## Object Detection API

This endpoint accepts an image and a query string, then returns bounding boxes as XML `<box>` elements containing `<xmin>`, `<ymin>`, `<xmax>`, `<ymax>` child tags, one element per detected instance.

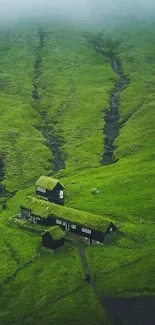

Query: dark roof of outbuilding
<box><xmin>43</xmin><ymin>226</ymin><xmax>65</xmax><ymax>241</ymax></box>
<box><xmin>21</xmin><ymin>196</ymin><xmax>115</xmax><ymax>232</ymax></box>
<box><xmin>36</xmin><ymin>176</ymin><xmax>64</xmax><ymax>191</ymax></box>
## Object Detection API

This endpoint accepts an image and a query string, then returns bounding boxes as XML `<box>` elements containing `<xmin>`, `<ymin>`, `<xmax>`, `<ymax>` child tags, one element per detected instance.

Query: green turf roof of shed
<box><xmin>44</xmin><ymin>226</ymin><xmax>65</xmax><ymax>241</ymax></box>
<box><xmin>21</xmin><ymin>196</ymin><xmax>113</xmax><ymax>232</ymax></box>
<box><xmin>36</xmin><ymin>176</ymin><xmax>64</xmax><ymax>191</ymax></box>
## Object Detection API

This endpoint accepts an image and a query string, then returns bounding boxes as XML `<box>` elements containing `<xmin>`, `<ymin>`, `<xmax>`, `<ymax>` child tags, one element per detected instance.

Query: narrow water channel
<box><xmin>32</xmin><ymin>27</ymin><xmax>65</xmax><ymax>173</ymax></box>
<box><xmin>41</xmin><ymin>111</ymin><xmax>65</xmax><ymax>172</ymax></box>
<box><xmin>102</xmin><ymin>58</ymin><xmax>128</xmax><ymax>165</ymax></box>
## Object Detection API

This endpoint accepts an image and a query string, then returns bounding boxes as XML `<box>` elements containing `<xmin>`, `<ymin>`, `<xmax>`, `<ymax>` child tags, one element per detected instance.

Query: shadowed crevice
<box><xmin>102</xmin><ymin>56</ymin><xmax>128</xmax><ymax>165</ymax></box>
<box><xmin>84</xmin><ymin>33</ymin><xmax>129</xmax><ymax>166</ymax></box>
<box><xmin>32</xmin><ymin>26</ymin><xmax>65</xmax><ymax>173</ymax></box>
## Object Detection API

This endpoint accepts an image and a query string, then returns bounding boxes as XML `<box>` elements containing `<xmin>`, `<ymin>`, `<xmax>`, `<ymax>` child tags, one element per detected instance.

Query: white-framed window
<box><xmin>81</xmin><ymin>228</ymin><xmax>91</xmax><ymax>234</ymax></box>
<box><xmin>33</xmin><ymin>217</ymin><xmax>37</xmax><ymax>224</ymax></box>
<box><xmin>37</xmin><ymin>186</ymin><xmax>46</xmax><ymax>193</ymax></box>
<box><xmin>110</xmin><ymin>227</ymin><xmax>113</xmax><ymax>232</ymax></box>
<box><xmin>63</xmin><ymin>221</ymin><xmax>66</xmax><ymax>226</ymax></box>
<box><xmin>56</xmin><ymin>219</ymin><xmax>62</xmax><ymax>225</ymax></box>
<box><xmin>71</xmin><ymin>224</ymin><xmax>77</xmax><ymax>229</ymax></box>
<box><xmin>59</xmin><ymin>190</ymin><xmax>64</xmax><ymax>199</ymax></box>
<box><xmin>36</xmin><ymin>217</ymin><xmax>41</xmax><ymax>221</ymax></box>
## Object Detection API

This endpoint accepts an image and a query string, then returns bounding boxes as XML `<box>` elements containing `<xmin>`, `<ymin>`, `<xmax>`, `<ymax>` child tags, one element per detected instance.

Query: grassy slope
<box><xmin>0</xmin><ymin>23</ymin><xmax>111</xmax><ymax>324</ymax></box>
<box><xmin>0</xmin><ymin>189</ymin><xmax>108</xmax><ymax>325</ymax></box>
<box><xmin>1</xmin><ymin>18</ymin><xmax>155</xmax><ymax>324</ymax></box>
<box><xmin>39</xmin><ymin>24</ymin><xmax>115</xmax><ymax>173</ymax></box>
<box><xmin>60</xmin><ymin>21</ymin><xmax>155</xmax><ymax>297</ymax></box>
<box><xmin>0</xmin><ymin>25</ymin><xmax>52</xmax><ymax>192</ymax></box>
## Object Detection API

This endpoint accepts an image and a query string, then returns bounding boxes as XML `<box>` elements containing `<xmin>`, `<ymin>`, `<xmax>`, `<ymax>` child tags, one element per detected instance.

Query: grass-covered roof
<box><xmin>44</xmin><ymin>226</ymin><xmax>65</xmax><ymax>241</ymax></box>
<box><xmin>21</xmin><ymin>196</ymin><xmax>113</xmax><ymax>232</ymax></box>
<box><xmin>36</xmin><ymin>176</ymin><xmax>64</xmax><ymax>191</ymax></box>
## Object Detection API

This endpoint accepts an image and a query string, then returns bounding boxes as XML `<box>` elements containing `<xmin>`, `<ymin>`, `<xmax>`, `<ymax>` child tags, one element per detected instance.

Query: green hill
<box><xmin>0</xmin><ymin>18</ymin><xmax>155</xmax><ymax>325</ymax></box>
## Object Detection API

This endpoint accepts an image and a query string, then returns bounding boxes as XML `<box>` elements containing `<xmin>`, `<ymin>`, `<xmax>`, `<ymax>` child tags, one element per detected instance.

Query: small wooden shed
<box><xmin>36</xmin><ymin>176</ymin><xmax>65</xmax><ymax>205</ymax></box>
<box><xmin>42</xmin><ymin>226</ymin><xmax>65</xmax><ymax>250</ymax></box>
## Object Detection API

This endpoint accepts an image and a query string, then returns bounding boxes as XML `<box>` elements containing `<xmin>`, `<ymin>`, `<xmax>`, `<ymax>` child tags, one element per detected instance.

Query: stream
<box><xmin>102</xmin><ymin>57</ymin><xmax>128</xmax><ymax>165</ymax></box>
<box><xmin>32</xmin><ymin>27</ymin><xmax>65</xmax><ymax>173</ymax></box>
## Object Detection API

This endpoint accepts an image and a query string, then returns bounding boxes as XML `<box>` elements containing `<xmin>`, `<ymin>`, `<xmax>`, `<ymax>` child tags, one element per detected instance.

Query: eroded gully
<box><xmin>102</xmin><ymin>57</ymin><xmax>128</xmax><ymax>165</ymax></box>
<box><xmin>32</xmin><ymin>26</ymin><xmax>65</xmax><ymax>173</ymax></box>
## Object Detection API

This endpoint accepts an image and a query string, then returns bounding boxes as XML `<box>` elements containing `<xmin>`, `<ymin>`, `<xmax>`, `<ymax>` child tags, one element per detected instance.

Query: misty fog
<box><xmin>0</xmin><ymin>0</ymin><xmax>155</xmax><ymax>25</ymax></box>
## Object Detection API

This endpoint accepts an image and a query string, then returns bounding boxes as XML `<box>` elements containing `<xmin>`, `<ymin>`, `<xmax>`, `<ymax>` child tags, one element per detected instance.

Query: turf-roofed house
<box><xmin>36</xmin><ymin>176</ymin><xmax>65</xmax><ymax>205</ymax></box>
<box><xmin>20</xmin><ymin>196</ymin><xmax>117</xmax><ymax>245</ymax></box>
<box><xmin>42</xmin><ymin>226</ymin><xmax>65</xmax><ymax>250</ymax></box>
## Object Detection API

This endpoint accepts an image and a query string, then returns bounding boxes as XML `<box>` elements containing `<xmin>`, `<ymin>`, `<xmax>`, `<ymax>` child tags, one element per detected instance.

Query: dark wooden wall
<box><xmin>21</xmin><ymin>208</ymin><xmax>117</xmax><ymax>244</ymax></box>
<box><xmin>42</xmin><ymin>232</ymin><xmax>64</xmax><ymax>250</ymax></box>
<box><xmin>36</xmin><ymin>183</ymin><xmax>64</xmax><ymax>205</ymax></box>
<box><xmin>38</xmin><ymin>215</ymin><xmax>105</xmax><ymax>243</ymax></box>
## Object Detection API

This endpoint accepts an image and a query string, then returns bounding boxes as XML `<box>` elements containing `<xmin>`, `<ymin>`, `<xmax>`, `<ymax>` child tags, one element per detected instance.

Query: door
<box><xmin>65</xmin><ymin>222</ymin><xmax>70</xmax><ymax>231</ymax></box>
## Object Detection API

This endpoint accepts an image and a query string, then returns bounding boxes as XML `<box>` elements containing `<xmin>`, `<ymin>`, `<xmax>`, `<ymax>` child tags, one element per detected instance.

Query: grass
<box><xmin>36</xmin><ymin>175</ymin><xmax>64</xmax><ymax>190</ymax></box>
<box><xmin>21</xmin><ymin>195</ymin><xmax>113</xmax><ymax>231</ymax></box>
<box><xmin>46</xmin><ymin>226</ymin><xmax>65</xmax><ymax>240</ymax></box>
<box><xmin>0</xmin><ymin>228</ymin><xmax>108</xmax><ymax>325</ymax></box>
<box><xmin>86</xmin><ymin>219</ymin><xmax>155</xmax><ymax>296</ymax></box>
<box><xmin>38</xmin><ymin>24</ymin><xmax>116</xmax><ymax>172</ymax></box>
<box><xmin>0</xmin><ymin>24</ymin><xmax>52</xmax><ymax>193</ymax></box>
<box><xmin>0</xmin><ymin>188</ymin><xmax>109</xmax><ymax>324</ymax></box>
<box><xmin>0</xmin><ymin>17</ymin><xmax>155</xmax><ymax>324</ymax></box>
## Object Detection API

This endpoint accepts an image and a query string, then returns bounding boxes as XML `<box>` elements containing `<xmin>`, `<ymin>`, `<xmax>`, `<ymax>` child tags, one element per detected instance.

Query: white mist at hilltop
<box><xmin>0</xmin><ymin>0</ymin><xmax>155</xmax><ymax>25</ymax></box>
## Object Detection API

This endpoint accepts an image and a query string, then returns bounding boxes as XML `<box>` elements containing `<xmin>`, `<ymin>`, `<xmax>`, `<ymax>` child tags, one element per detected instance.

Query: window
<box><xmin>81</xmin><ymin>228</ymin><xmax>91</xmax><ymax>234</ymax></box>
<box><xmin>56</xmin><ymin>219</ymin><xmax>62</xmax><ymax>225</ymax></box>
<box><xmin>63</xmin><ymin>221</ymin><xmax>66</xmax><ymax>226</ymax></box>
<box><xmin>32</xmin><ymin>216</ymin><xmax>37</xmax><ymax>224</ymax></box>
<box><xmin>110</xmin><ymin>227</ymin><xmax>113</xmax><ymax>232</ymax></box>
<box><xmin>71</xmin><ymin>224</ymin><xmax>76</xmax><ymax>229</ymax></box>
<box><xmin>37</xmin><ymin>186</ymin><xmax>46</xmax><ymax>193</ymax></box>
<box><xmin>59</xmin><ymin>190</ymin><xmax>64</xmax><ymax>199</ymax></box>
<box><xmin>22</xmin><ymin>208</ymin><xmax>31</xmax><ymax>217</ymax></box>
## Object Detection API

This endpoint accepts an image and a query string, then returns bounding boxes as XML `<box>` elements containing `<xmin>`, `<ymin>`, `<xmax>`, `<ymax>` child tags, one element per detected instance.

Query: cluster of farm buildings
<box><xmin>19</xmin><ymin>176</ymin><xmax>117</xmax><ymax>250</ymax></box>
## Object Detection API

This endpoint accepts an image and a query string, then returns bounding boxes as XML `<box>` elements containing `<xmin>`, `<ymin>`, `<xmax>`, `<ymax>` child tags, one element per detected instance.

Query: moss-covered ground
<box><xmin>0</xmin><ymin>18</ymin><xmax>155</xmax><ymax>324</ymax></box>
